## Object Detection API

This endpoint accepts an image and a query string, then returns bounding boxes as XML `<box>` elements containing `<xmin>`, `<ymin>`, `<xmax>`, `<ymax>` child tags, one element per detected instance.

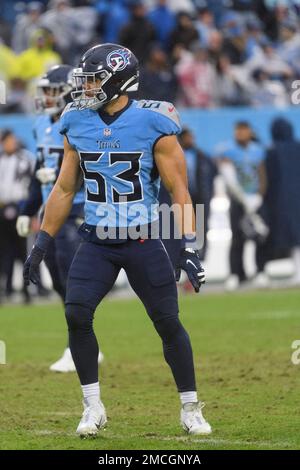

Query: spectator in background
<box><xmin>164</xmin><ymin>0</ymin><xmax>195</xmax><ymax>14</ymax></box>
<box><xmin>13</xmin><ymin>28</ymin><xmax>61</xmax><ymax>82</ymax></box>
<box><xmin>246</xmin><ymin>37</ymin><xmax>293</xmax><ymax>79</ymax></box>
<box><xmin>249</xmin><ymin>68</ymin><xmax>289</xmax><ymax>107</ymax></box>
<box><xmin>148</xmin><ymin>0</ymin><xmax>176</xmax><ymax>50</ymax></box>
<box><xmin>264</xmin><ymin>118</ymin><xmax>300</xmax><ymax>285</ymax></box>
<box><xmin>222</xmin><ymin>11</ymin><xmax>248</xmax><ymax>65</ymax></box>
<box><xmin>278</xmin><ymin>19</ymin><xmax>300</xmax><ymax>75</ymax></box>
<box><xmin>264</xmin><ymin>1</ymin><xmax>295</xmax><ymax>42</ymax></box>
<box><xmin>216</xmin><ymin>122</ymin><xmax>267</xmax><ymax>290</ymax></box>
<box><xmin>230</xmin><ymin>0</ymin><xmax>257</xmax><ymax>14</ymax></box>
<box><xmin>227</xmin><ymin>36</ymin><xmax>293</xmax><ymax>108</ymax></box>
<box><xmin>0</xmin><ymin>38</ymin><xmax>31</xmax><ymax>114</ymax></box>
<box><xmin>244</xmin><ymin>15</ymin><xmax>264</xmax><ymax>60</ymax></box>
<box><xmin>96</xmin><ymin>0</ymin><xmax>130</xmax><ymax>44</ymax></box>
<box><xmin>1</xmin><ymin>0</ymin><xmax>299</xmax><ymax>112</ymax></box>
<box><xmin>0</xmin><ymin>15</ymin><xmax>12</xmax><ymax>46</ymax></box>
<box><xmin>39</xmin><ymin>0</ymin><xmax>75</xmax><ymax>62</ymax></box>
<box><xmin>206</xmin><ymin>29</ymin><xmax>223</xmax><ymax>65</ymax></box>
<box><xmin>119</xmin><ymin>1</ymin><xmax>156</xmax><ymax>63</ymax></box>
<box><xmin>169</xmin><ymin>11</ymin><xmax>199</xmax><ymax>52</ymax></box>
<box><xmin>194</xmin><ymin>6</ymin><xmax>216</xmax><ymax>47</ymax></box>
<box><xmin>215</xmin><ymin>54</ymin><xmax>250</xmax><ymax>106</ymax></box>
<box><xmin>12</xmin><ymin>1</ymin><xmax>44</xmax><ymax>54</ymax></box>
<box><xmin>0</xmin><ymin>38</ymin><xmax>18</xmax><ymax>82</ymax></box>
<box><xmin>40</xmin><ymin>0</ymin><xmax>97</xmax><ymax>63</ymax></box>
<box><xmin>0</xmin><ymin>130</ymin><xmax>34</xmax><ymax>303</ymax></box>
<box><xmin>139</xmin><ymin>45</ymin><xmax>178</xmax><ymax>102</ymax></box>
<box><xmin>175</xmin><ymin>42</ymin><xmax>217</xmax><ymax>107</ymax></box>
<box><xmin>202</xmin><ymin>0</ymin><xmax>230</xmax><ymax>27</ymax></box>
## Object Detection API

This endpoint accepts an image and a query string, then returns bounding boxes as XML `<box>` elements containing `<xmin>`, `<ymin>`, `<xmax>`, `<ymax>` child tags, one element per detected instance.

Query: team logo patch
<box><xmin>103</xmin><ymin>128</ymin><xmax>112</xmax><ymax>137</ymax></box>
<box><xmin>107</xmin><ymin>48</ymin><xmax>131</xmax><ymax>71</ymax></box>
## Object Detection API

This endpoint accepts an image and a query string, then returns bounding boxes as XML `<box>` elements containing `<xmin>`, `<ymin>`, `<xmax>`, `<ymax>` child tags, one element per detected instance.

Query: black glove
<box><xmin>176</xmin><ymin>247</ymin><xmax>206</xmax><ymax>293</ymax></box>
<box><xmin>23</xmin><ymin>230</ymin><xmax>53</xmax><ymax>286</ymax></box>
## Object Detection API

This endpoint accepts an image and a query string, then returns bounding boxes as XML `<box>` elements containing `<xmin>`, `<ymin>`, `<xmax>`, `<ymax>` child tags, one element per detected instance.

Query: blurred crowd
<box><xmin>1</xmin><ymin>0</ymin><xmax>300</xmax><ymax>111</ymax></box>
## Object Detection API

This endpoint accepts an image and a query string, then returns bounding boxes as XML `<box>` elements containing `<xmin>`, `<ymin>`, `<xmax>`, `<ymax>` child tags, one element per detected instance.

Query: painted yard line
<box><xmin>248</xmin><ymin>310</ymin><xmax>298</xmax><ymax>319</ymax></box>
<box><xmin>30</xmin><ymin>429</ymin><xmax>294</xmax><ymax>448</ymax></box>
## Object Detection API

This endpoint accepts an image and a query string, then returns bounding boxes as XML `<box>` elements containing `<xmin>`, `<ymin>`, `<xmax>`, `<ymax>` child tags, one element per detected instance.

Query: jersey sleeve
<box><xmin>137</xmin><ymin>100</ymin><xmax>181</xmax><ymax>144</ymax></box>
<box><xmin>152</xmin><ymin>101</ymin><xmax>181</xmax><ymax>139</ymax></box>
<box><xmin>58</xmin><ymin>106</ymin><xmax>69</xmax><ymax>136</ymax></box>
<box><xmin>59</xmin><ymin>102</ymin><xmax>77</xmax><ymax>136</ymax></box>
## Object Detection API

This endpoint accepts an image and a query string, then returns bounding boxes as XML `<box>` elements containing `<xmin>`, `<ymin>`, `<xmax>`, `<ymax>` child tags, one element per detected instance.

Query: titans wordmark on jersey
<box><xmin>34</xmin><ymin>114</ymin><xmax>84</xmax><ymax>205</ymax></box>
<box><xmin>59</xmin><ymin>99</ymin><xmax>181</xmax><ymax>228</ymax></box>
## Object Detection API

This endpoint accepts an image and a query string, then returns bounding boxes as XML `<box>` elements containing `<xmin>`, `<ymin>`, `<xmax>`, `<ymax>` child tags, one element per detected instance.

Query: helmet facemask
<box><xmin>35</xmin><ymin>79</ymin><xmax>72</xmax><ymax>116</ymax></box>
<box><xmin>71</xmin><ymin>67</ymin><xmax>139</xmax><ymax>111</ymax></box>
<box><xmin>71</xmin><ymin>68</ymin><xmax>114</xmax><ymax>110</ymax></box>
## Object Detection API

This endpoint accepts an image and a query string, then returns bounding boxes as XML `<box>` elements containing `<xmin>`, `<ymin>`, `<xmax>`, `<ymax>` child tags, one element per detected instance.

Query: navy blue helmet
<box><xmin>35</xmin><ymin>64</ymin><xmax>74</xmax><ymax>116</ymax></box>
<box><xmin>71</xmin><ymin>43</ymin><xmax>139</xmax><ymax>110</ymax></box>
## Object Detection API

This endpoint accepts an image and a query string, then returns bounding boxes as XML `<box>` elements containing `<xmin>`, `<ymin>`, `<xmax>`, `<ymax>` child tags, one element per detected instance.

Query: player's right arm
<box><xmin>23</xmin><ymin>137</ymin><xmax>81</xmax><ymax>286</ymax></box>
<box><xmin>40</xmin><ymin>137</ymin><xmax>81</xmax><ymax>237</ymax></box>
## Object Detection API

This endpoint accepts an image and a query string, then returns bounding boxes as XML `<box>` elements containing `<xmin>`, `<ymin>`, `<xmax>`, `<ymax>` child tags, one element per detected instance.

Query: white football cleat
<box><xmin>252</xmin><ymin>272</ymin><xmax>270</xmax><ymax>289</ymax></box>
<box><xmin>180</xmin><ymin>402</ymin><xmax>212</xmax><ymax>435</ymax></box>
<box><xmin>49</xmin><ymin>348</ymin><xmax>104</xmax><ymax>373</ymax></box>
<box><xmin>76</xmin><ymin>401</ymin><xmax>107</xmax><ymax>438</ymax></box>
<box><xmin>225</xmin><ymin>274</ymin><xmax>240</xmax><ymax>292</ymax></box>
<box><xmin>98</xmin><ymin>350</ymin><xmax>104</xmax><ymax>364</ymax></box>
<box><xmin>49</xmin><ymin>348</ymin><xmax>76</xmax><ymax>372</ymax></box>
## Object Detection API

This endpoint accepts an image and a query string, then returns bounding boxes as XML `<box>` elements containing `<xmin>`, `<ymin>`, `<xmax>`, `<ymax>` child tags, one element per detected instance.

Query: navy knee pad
<box><xmin>154</xmin><ymin>316</ymin><xmax>186</xmax><ymax>344</ymax></box>
<box><xmin>146</xmin><ymin>294</ymin><xmax>179</xmax><ymax>321</ymax></box>
<box><xmin>65</xmin><ymin>303</ymin><xmax>94</xmax><ymax>331</ymax></box>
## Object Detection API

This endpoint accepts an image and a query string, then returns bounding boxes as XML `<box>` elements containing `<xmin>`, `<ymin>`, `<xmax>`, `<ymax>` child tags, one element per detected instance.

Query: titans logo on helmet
<box><xmin>106</xmin><ymin>48</ymin><xmax>131</xmax><ymax>72</ymax></box>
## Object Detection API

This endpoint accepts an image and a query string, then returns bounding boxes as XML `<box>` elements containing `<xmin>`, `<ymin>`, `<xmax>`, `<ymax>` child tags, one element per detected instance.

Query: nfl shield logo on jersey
<box><xmin>103</xmin><ymin>128</ymin><xmax>112</xmax><ymax>137</ymax></box>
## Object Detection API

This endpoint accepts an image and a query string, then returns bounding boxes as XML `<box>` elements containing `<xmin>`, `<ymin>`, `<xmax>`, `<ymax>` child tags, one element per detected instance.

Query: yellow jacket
<box><xmin>0</xmin><ymin>43</ymin><xmax>18</xmax><ymax>81</ymax></box>
<box><xmin>13</xmin><ymin>47</ymin><xmax>61</xmax><ymax>81</ymax></box>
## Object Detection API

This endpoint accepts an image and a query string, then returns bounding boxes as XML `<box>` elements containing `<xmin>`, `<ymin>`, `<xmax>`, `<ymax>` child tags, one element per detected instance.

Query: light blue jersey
<box><xmin>215</xmin><ymin>140</ymin><xmax>265</xmax><ymax>194</ymax></box>
<box><xmin>34</xmin><ymin>114</ymin><xmax>85</xmax><ymax>205</ymax></box>
<box><xmin>59</xmin><ymin>99</ymin><xmax>181</xmax><ymax>228</ymax></box>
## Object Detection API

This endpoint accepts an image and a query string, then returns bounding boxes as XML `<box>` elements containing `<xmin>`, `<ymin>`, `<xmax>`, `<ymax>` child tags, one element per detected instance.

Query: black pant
<box><xmin>65</xmin><ymin>239</ymin><xmax>196</xmax><ymax>392</ymax></box>
<box><xmin>0</xmin><ymin>209</ymin><xmax>28</xmax><ymax>296</ymax></box>
<box><xmin>229</xmin><ymin>199</ymin><xmax>266</xmax><ymax>281</ymax></box>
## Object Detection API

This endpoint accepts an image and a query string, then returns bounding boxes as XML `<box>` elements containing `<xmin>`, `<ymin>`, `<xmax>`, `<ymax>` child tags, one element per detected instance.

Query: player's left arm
<box><xmin>154</xmin><ymin>135</ymin><xmax>205</xmax><ymax>292</ymax></box>
<box><xmin>154</xmin><ymin>134</ymin><xmax>195</xmax><ymax>237</ymax></box>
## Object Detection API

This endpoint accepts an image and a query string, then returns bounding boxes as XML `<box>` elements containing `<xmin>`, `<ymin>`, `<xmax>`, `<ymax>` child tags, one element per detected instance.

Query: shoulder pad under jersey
<box><xmin>136</xmin><ymin>100</ymin><xmax>180</xmax><ymax>128</ymax></box>
<box><xmin>60</xmin><ymin>101</ymin><xmax>77</xmax><ymax>117</ymax></box>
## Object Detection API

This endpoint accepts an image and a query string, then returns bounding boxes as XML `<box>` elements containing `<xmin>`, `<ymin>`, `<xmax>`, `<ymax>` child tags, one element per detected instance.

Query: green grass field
<box><xmin>0</xmin><ymin>289</ymin><xmax>299</xmax><ymax>450</ymax></box>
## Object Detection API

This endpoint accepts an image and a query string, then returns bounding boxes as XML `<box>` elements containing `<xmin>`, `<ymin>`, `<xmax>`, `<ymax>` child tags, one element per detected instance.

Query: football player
<box><xmin>17</xmin><ymin>65</ymin><xmax>104</xmax><ymax>372</ymax></box>
<box><xmin>23</xmin><ymin>44</ymin><xmax>211</xmax><ymax>436</ymax></box>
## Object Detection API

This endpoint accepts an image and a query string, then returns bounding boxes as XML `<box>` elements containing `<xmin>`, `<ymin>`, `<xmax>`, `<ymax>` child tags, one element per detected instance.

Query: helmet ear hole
<box><xmin>113</xmin><ymin>79</ymin><xmax>125</xmax><ymax>94</ymax></box>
